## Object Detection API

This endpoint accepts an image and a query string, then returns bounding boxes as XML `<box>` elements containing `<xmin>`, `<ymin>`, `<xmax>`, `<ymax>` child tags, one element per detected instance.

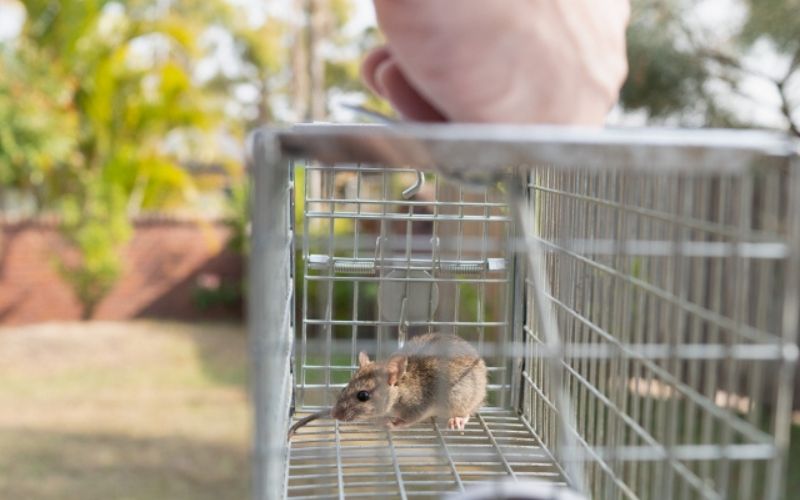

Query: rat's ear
<box><xmin>358</xmin><ymin>351</ymin><xmax>371</xmax><ymax>368</ymax></box>
<box><xmin>386</xmin><ymin>355</ymin><xmax>408</xmax><ymax>386</ymax></box>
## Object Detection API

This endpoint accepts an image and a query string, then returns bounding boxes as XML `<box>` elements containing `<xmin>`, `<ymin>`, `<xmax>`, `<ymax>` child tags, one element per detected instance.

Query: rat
<box><xmin>287</xmin><ymin>332</ymin><xmax>487</xmax><ymax>440</ymax></box>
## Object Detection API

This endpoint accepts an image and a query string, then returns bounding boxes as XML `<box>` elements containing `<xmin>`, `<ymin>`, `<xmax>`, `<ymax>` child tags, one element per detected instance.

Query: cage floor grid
<box><xmin>286</xmin><ymin>408</ymin><xmax>565</xmax><ymax>499</ymax></box>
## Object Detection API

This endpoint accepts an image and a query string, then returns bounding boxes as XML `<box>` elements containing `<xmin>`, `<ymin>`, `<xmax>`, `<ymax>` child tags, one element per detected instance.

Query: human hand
<box><xmin>362</xmin><ymin>0</ymin><xmax>630</xmax><ymax>124</ymax></box>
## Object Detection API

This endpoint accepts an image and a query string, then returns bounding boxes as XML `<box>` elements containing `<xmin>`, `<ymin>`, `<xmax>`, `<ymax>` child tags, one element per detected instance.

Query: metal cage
<box><xmin>249</xmin><ymin>124</ymin><xmax>799</xmax><ymax>500</ymax></box>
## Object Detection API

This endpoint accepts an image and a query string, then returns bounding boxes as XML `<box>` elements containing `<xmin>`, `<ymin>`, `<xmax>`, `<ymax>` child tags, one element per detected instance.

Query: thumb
<box><xmin>374</xmin><ymin>59</ymin><xmax>446</xmax><ymax>122</ymax></box>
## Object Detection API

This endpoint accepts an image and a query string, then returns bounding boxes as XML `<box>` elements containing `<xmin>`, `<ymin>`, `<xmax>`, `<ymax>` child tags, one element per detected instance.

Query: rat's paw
<box><xmin>447</xmin><ymin>416</ymin><xmax>469</xmax><ymax>431</ymax></box>
<box><xmin>384</xmin><ymin>417</ymin><xmax>409</xmax><ymax>430</ymax></box>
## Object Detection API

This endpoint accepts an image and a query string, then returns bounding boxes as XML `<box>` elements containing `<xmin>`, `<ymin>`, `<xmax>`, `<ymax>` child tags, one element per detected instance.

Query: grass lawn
<box><xmin>0</xmin><ymin>321</ymin><xmax>249</xmax><ymax>500</ymax></box>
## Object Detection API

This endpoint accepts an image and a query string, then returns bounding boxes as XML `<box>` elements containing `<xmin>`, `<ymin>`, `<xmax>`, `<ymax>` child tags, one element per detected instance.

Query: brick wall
<box><xmin>0</xmin><ymin>216</ymin><xmax>243</xmax><ymax>325</ymax></box>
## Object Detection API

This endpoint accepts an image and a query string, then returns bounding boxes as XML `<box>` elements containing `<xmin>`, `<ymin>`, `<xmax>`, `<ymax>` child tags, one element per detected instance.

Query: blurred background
<box><xmin>0</xmin><ymin>1</ymin><xmax>797</xmax><ymax>499</ymax></box>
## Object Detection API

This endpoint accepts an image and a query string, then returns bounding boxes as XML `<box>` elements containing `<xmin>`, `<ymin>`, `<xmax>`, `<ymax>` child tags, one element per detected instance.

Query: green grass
<box><xmin>0</xmin><ymin>321</ymin><xmax>249</xmax><ymax>500</ymax></box>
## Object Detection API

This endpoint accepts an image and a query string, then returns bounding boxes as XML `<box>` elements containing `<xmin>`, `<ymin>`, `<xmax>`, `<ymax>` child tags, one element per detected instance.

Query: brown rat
<box><xmin>332</xmin><ymin>332</ymin><xmax>486</xmax><ymax>431</ymax></box>
<box><xmin>287</xmin><ymin>332</ymin><xmax>487</xmax><ymax>440</ymax></box>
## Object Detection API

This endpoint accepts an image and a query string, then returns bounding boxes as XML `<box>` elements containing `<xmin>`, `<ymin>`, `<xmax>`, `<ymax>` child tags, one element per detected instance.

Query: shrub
<box><xmin>57</xmin><ymin>178</ymin><xmax>131</xmax><ymax>319</ymax></box>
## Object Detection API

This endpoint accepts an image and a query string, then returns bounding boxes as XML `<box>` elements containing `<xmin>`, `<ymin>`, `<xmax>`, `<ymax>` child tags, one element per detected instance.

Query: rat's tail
<box><xmin>287</xmin><ymin>409</ymin><xmax>332</xmax><ymax>441</ymax></box>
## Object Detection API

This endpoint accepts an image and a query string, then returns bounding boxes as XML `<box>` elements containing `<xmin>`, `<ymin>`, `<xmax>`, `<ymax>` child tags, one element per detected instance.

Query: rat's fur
<box><xmin>332</xmin><ymin>333</ymin><xmax>486</xmax><ymax>429</ymax></box>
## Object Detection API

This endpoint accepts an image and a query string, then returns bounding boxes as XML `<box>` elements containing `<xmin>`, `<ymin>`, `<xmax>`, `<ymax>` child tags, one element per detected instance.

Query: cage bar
<box><xmin>250</xmin><ymin>124</ymin><xmax>799</xmax><ymax>500</ymax></box>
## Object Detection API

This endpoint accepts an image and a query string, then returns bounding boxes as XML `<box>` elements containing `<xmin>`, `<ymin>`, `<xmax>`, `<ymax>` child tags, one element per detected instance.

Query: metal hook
<box><xmin>398</xmin><ymin>296</ymin><xmax>408</xmax><ymax>348</ymax></box>
<box><xmin>373</xmin><ymin>235</ymin><xmax>386</xmax><ymax>269</ymax></box>
<box><xmin>402</xmin><ymin>171</ymin><xmax>425</xmax><ymax>200</ymax></box>
<box><xmin>430</xmin><ymin>236</ymin><xmax>441</xmax><ymax>268</ymax></box>
<box><xmin>339</xmin><ymin>103</ymin><xmax>424</xmax><ymax>200</ymax></box>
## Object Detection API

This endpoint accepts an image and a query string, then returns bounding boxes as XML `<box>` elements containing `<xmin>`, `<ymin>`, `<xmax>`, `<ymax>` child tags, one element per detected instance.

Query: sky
<box><xmin>0</xmin><ymin>0</ymin><xmax>24</xmax><ymax>40</ymax></box>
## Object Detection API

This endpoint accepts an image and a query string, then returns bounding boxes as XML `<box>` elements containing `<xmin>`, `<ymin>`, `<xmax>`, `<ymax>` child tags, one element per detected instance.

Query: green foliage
<box><xmin>224</xmin><ymin>179</ymin><xmax>250</xmax><ymax>256</ymax></box>
<box><xmin>0</xmin><ymin>46</ymin><xmax>79</xmax><ymax>195</ymax></box>
<box><xmin>622</xmin><ymin>14</ymin><xmax>707</xmax><ymax>119</ymax></box>
<box><xmin>57</xmin><ymin>176</ymin><xmax>132</xmax><ymax>319</ymax></box>
<box><xmin>740</xmin><ymin>0</ymin><xmax>800</xmax><ymax>52</ymax></box>
<box><xmin>325</xmin><ymin>58</ymin><xmax>363</xmax><ymax>93</ymax></box>
<box><xmin>622</xmin><ymin>0</ymin><xmax>799</xmax><ymax>134</ymax></box>
<box><xmin>329</xmin><ymin>0</ymin><xmax>355</xmax><ymax>30</ymax></box>
<box><xmin>7</xmin><ymin>0</ymin><xmax>243</xmax><ymax>204</ymax></box>
<box><xmin>0</xmin><ymin>0</ymin><xmax>376</xmax><ymax>317</ymax></box>
<box><xmin>234</xmin><ymin>21</ymin><xmax>285</xmax><ymax>76</ymax></box>
<box><xmin>0</xmin><ymin>0</ymin><xmax>262</xmax><ymax>314</ymax></box>
<box><xmin>191</xmin><ymin>282</ymin><xmax>242</xmax><ymax>311</ymax></box>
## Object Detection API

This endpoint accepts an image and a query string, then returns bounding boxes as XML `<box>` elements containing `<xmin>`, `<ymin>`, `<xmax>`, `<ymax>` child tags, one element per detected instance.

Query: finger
<box><xmin>361</xmin><ymin>45</ymin><xmax>393</xmax><ymax>97</ymax></box>
<box><xmin>375</xmin><ymin>60</ymin><xmax>447</xmax><ymax>122</ymax></box>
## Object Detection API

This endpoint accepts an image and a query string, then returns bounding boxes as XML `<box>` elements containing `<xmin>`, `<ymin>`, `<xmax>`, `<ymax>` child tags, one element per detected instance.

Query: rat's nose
<box><xmin>331</xmin><ymin>407</ymin><xmax>343</xmax><ymax>420</ymax></box>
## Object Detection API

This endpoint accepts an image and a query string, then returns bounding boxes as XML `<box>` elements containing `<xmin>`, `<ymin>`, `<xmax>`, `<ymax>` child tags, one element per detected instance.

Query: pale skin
<box><xmin>362</xmin><ymin>0</ymin><xmax>630</xmax><ymax>125</ymax></box>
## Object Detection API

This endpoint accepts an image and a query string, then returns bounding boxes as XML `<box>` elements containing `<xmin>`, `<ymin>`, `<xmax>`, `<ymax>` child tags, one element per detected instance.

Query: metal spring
<box><xmin>307</xmin><ymin>256</ymin><xmax>505</xmax><ymax>275</ymax></box>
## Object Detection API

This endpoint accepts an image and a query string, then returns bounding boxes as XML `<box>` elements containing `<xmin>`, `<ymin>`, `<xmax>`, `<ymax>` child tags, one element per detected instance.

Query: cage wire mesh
<box><xmin>248</xmin><ymin>124</ymin><xmax>800</xmax><ymax>500</ymax></box>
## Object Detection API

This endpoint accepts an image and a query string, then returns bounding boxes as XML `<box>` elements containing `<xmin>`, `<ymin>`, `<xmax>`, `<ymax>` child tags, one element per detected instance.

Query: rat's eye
<box><xmin>356</xmin><ymin>391</ymin><xmax>370</xmax><ymax>402</ymax></box>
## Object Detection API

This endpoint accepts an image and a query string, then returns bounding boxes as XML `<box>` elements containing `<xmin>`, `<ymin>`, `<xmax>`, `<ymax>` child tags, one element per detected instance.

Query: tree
<box><xmin>0</xmin><ymin>0</ymin><xmax>252</xmax><ymax>317</ymax></box>
<box><xmin>280</xmin><ymin>0</ymin><xmax>387</xmax><ymax>122</ymax></box>
<box><xmin>621</xmin><ymin>0</ymin><xmax>800</xmax><ymax>136</ymax></box>
<box><xmin>0</xmin><ymin>44</ymin><xmax>79</xmax><ymax>207</ymax></box>
<box><xmin>1</xmin><ymin>0</ymin><xmax>374</xmax><ymax>318</ymax></box>
<box><xmin>59</xmin><ymin>177</ymin><xmax>131</xmax><ymax>319</ymax></box>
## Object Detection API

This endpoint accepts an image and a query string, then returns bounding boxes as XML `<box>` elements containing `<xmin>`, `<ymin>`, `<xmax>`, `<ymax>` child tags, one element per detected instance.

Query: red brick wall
<box><xmin>0</xmin><ymin>217</ymin><xmax>243</xmax><ymax>325</ymax></box>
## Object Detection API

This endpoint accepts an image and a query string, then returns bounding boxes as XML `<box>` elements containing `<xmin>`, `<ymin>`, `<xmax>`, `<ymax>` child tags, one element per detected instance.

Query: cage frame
<box><xmin>248</xmin><ymin>123</ymin><xmax>800</xmax><ymax>500</ymax></box>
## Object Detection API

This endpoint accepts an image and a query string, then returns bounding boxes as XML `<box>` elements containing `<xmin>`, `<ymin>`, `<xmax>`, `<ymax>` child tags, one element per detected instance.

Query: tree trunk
<box><xmin>290</xmin><ymin>0</ymin><xmax>310</xmax><ymax>122</ymax></box>
<box><xmin>307</xmin><ymin>0</ymin><xmax>329</xmax><ymax>121</ymax></box>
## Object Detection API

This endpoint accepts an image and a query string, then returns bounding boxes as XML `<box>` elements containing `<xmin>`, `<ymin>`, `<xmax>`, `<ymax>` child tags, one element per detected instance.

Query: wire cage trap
<box><xmin>248</xmin><ymin>124</ymin><xmax>800</xmax><ymax>500</ymax></box>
